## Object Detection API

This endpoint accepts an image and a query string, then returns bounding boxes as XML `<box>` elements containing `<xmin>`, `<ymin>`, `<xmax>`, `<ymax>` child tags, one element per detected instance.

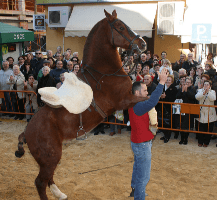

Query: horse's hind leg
<box><xmin>48</xmin><ymin>177</ymin><xmax>67</xmax><ymax>200</ymax></box>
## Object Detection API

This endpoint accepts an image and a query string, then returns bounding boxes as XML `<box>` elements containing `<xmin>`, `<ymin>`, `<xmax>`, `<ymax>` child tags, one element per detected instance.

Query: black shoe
<box><xmin>164</xmin><ymin>138</ymin><xmax>169</xmax><ymax>143</ymax></box>
<box><xmin>94</xmin><ymin>132</ymin><xmax>99</xmax><ymax>135</ymax></box>
<box><xmin>9</xmin><ymin>114</ymin><xmax>15</xmax><ymax>117</ymax></box>
<box><xmin>183</xmin><ymin>140</ymin><xmax>188</xmax><ymax>145</ymax></box>
<box><xmin>160</xmin><ymin>136</ymin><xmax>165</xmax><ymax>140</ymax></box>
<box><xmin>14</xmin><ymin>116</ymin><xmax>19</xmax><ymax>120</ymax></box>
<box><xmin>101</xmin><ymin>131</ymin><xmax>105</xmax><ymax>134</ymax></box>
<box><xmin>129</xmin><ymin>188</ymin><xmax>135</xmax><ymax>197</ymax></box>
<box><xmin>179</xmin><ymin>140</ymin><xmax>184</xmax><ymax>145</ymax></box>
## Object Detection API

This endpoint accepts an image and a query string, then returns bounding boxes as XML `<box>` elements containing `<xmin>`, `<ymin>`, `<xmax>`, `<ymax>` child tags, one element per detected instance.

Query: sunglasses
<box><xmin>36</xmin><ymin>53</ymin><xmax>41</xmax><ymax>54</ymax></box>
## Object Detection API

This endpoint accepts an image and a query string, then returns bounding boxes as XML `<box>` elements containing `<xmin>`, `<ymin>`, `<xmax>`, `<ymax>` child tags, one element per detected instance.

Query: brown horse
<box><xmin>15</xmin><ymin>10</ymin><xmax>146</xmax><ymax>200</ymax></box>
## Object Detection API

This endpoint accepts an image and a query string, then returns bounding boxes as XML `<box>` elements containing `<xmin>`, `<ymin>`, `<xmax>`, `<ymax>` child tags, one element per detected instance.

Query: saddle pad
<box><xmin>38</xmin><ymin>72</ymin><xmax>93</xmax><ymax>114</ymax></box>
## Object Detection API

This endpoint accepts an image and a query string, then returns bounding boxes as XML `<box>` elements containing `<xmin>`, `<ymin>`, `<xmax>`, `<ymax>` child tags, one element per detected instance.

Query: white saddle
<box><xmin>38</xmin><ymin>72</ymin><xmax>93</xmax><ymax>114</ymax></box>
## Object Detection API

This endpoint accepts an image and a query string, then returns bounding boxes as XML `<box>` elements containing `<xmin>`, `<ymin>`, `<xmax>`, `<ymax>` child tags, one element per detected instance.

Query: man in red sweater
<box><xmin>129</xmin><ymin>68</ymin><xmax>168</xmax><ymax>199</ymax></box>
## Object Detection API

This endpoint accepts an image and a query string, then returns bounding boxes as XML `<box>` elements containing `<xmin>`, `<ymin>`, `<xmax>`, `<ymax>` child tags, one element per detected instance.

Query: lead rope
<box><xmin>76</xmin><ymin>113</ymin><xmax>87</xmax><ymax>140</ymax></box>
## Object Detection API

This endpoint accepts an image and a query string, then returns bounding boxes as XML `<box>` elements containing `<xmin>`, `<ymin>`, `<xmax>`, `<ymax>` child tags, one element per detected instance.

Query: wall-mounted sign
<box><xmin>33</xmin><ymin>14</ymin><xmax>46</xmax><ymax>30</ymax></box>
<box><xmin>191</xmin><ymin>24</ymin><xmax>212</xmax><ymax>44</ymax></box>
<box><xmin>2</xmin><ymin>44</ymin><xmax>8</xmax><ymax>55</ymax></box>
<box><xmin>8</xmin><ymin>43</ymin><xmax>16</xmax><ymax>52</ymax></box>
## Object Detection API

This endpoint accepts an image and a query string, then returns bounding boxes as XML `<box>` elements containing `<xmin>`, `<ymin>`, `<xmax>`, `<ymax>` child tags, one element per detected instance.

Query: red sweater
<box><xmin>129</xmin><ymin>107</ymin><xmax>154</xmax><ymax>143</ymax></box>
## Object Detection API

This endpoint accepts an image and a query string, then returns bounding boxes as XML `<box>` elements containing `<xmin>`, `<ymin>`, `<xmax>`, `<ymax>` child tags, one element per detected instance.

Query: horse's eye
<box><xmin>120</xmin><ymin>27</ymin><xmax>124</xmax><ymax>31</ymax></box>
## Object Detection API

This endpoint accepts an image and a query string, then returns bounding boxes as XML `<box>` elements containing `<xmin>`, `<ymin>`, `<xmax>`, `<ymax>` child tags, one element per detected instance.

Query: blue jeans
<box><xmin>131</xmin><ymin>140</ymin><xmax>152</xmax><ymax>200</ymax></box>
<box><xmin>109</xmin><ymin>116</ymin><xmax>122</xmax><ymax>132</ymax></box>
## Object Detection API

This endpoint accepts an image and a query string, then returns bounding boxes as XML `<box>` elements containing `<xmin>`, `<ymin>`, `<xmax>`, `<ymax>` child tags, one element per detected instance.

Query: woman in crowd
<box><xmin>159</xmin><ymin>75</ymin><xmax>178</xmax><ymax>143</ymax></box>
<box><xmin>71</xmin><ymin>57</ymin><xmax>79</xmax><ymax>64</ymax></box>
<box><xmin>159</xmin><ymin>59</ymin><xmax>173</xmax><ymax>75</ymax></box>
<box><xmin>136</xmin><ymin>64</ymin><xmax>149</xmax><ymax>82</ymax></box>
<box><xmin>7</xmin><ymin>65</ymin><xmax>26</xmax><ymax>120</ymax></box>
<box><xmin>56</xmin><ymin>73</ymin><xmax>65</xmax><ymax>89</ymax></box>
<box><xmin>20</xmin><ymin>61</ymin><xmax>33</xmax><ymax>80</ymax></box>
<box><xmin>130</xmin><ymin>63</ymin><xmax>142</xmax><ymax>82</ymax></box>
<box><xmin>188</xmin><ymin>67</ymin><xmax>196</xmax><ymax>85</ymax></box>
<box><xmin>26</xmin><ymin>53</ymin><xmax>32</xmax><ymax>63</ymax></box>
<box><xmin>194</xmin><ymin>65</ymin><xmax>203</xmax><ymax>87</ymax></box>
<box><xmin>36</xmin><ymin>66</ymin><xmax>56</xmax><ymax>107</ymax></box>
<box><xmin>24</xmin><ymin>74</ymin><xmax>38</xmax><ymax>122</ymax></box>
<box><xmin>73</xmin><ymin>63</ymin><xmax>80</xmax><ymax>76</ymax></box>
<box><xmin>47</xmin><ymin>57</ymin><xmax>56</xmax><ymax>69</ymax></box>
<box><xmin>195</xmin><ymin>80</ymin><xmax>216</xmax><ymax>147</ymax></box>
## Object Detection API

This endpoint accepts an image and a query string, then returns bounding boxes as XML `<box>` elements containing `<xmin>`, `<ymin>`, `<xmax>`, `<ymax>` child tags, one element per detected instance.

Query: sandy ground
<box><xmin>0</xmin><ymin>117</ymin><xmax>217</xmax><ymax>200</ymax></box>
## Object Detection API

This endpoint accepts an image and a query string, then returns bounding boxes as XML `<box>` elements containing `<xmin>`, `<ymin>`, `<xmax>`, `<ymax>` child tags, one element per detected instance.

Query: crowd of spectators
<box><xmin>0</xmin><ymin>47</ymin><xmax>80</xmax><ymax>122</ymax></box>
<box><xmin>0</xmin><ymin>46</ymin><xmax>217</xmax><ymax>147</ymax></box>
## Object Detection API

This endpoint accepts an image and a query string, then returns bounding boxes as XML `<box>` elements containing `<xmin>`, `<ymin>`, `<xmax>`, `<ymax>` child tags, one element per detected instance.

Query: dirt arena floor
<box><xmin>0</xmin><ymin>117</ymin><xmax>217</xmax><ymax>200</ymax></box>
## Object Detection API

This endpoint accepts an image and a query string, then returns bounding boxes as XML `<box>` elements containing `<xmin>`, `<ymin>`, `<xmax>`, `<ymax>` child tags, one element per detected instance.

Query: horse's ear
<box><xmin>112</xmin><ymin>10</ymin><xmax>117</xmax><ymax>18</ymax></box>
<box><xmin>104</xmin><ymin>9</ymin><xmax>115</xmax><ymax>21</ymax></box>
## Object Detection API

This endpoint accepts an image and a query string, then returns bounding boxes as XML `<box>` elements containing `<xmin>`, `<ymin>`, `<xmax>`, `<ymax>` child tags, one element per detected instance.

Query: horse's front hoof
<box><xmin>15</xmin><ymin>151</ymin><xmax>24</xmax><ymax>158</ymax></box>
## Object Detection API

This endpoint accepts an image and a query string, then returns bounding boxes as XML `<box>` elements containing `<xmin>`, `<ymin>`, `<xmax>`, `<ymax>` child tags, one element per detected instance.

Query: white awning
<box><xmin>65</xmin><ymin>4</ymin><xmax>157</xmax><ymax>38</ymax></box>
<box><xmin>181</xmin><ymin>0</ymin><xmax>217</xmax><ymax>44</ymax></box>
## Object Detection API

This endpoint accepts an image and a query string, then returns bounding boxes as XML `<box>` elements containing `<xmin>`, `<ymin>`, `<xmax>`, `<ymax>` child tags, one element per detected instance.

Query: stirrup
<box><xmin>76</xmin><ymin>126</ymin><xmax>87</xmax><ymax>140</ymax></box>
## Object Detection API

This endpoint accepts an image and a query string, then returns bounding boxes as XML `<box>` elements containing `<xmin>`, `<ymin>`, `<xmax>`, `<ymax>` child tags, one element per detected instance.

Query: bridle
<box><xmin>108</xmin><ymin>18</ymin><xmax>140</xmax><ymax>50</ymax></box>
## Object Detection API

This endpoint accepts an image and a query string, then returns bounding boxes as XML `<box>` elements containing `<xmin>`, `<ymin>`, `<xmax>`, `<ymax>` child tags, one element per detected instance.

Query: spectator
<box><xmin>150</xmin><ymin>59</ymin><xmax>159</xmax><ymax>74</ymax></box>
<box><xmin>18</xmin><ymin>56</ymin><xmax>25</xmax><ymax>69</ymax></box>
<box><xmin>173</xmin><ymin>54</ymin><xmax>186</xmax><ymax>72</ymax></box>
<box><xmin>176</xmin><ymin>76</ymin><xmax>196</xmax><ymax>145</ymax></box>
<box><xmin>133</xmin><ymin>52</ymin><xmax>140</xmax><ymax>64</ymax></box>
<box><xmin>47</xmin><ymin>57</ymin><xmax>56</xmax><ymax>70</ymax></box>
<box><xmin>131</xmin><ymin>63</ymin><xmax>142</xmax><ymax>82</ymax></box>
<box><xmin>50</xmin><ymin>61</ymin><xmax>66</xmax><ymax>84</ymax></box>
<box><xmin>24</xmin><ymin>74</ymin><xmax>38</xmax><ymax>122</ymax></box>
<box><xmin>152</xmin><ymin>63</ymin><xmax>160</xmax><ymax>85</ymax></box>
<box><xmin>195</xmin><ymin>80</ymin><xmax>216</xmax><ymax>147</ymax></box>
<box><xmin>26</xmin><ymin>53</ymin><xmax>32</xmax><ymax>63</ymax></box>
<box><xmin>175</xmin><ymin>68</ymin><xmax>187</xmax><ymax>86</ymax></box>
<box><xmin>55</xmin><ymin>53</ymin><xmax>63</xmax><ymax>63</ymax></box>
<box><xmin>6</xmin><ymin>57</ymin><xmax>14</xmax><ymax>69</ymax></box>
<box><xmin>153</xmin><ymin>54</ymin><xmax>159</xmax><ymax>60</ymax></box>
<box><xmin>175</xmin><ymin>74</ymin><xmax>187</xmax><ymax>90</ymax></box>
<box><xmin>159</xmin><ymin>75</ymin><xmax>178</xmax><ymax>143</ymax></box>
<box><xmin>182</xmin><ymin>53</ymin><xmax>198</xmax><ymax>73</ymax></box>
<box><xmin>204</xmin><ymin>53</ymin><xmax>214</xmax><ymax>65</ymax></box>
<box><xmin>31</xmin><ymin>49</ymin><xmax>44</xmax><ymax>79</ymax></box>
<box><xmin>0</xmin><ymin>61</ymin><xmax>13</xmax><ymax>115</ymax></box>
<box><xmin>66</xmin><ymin>48</ymin><xmax>72</xmax><ymax>59</ymax></box>
<box><xmin>56</xmin><ymin>73</ymin><xmax>65</xmax><ymax>89</ymax></box>
<box><xmin>136</xmin><ymin>64</ymin><xmax>149</xmax><ymax>82</ymax></box>
<box><xmin>7</xmin><ymin>65</ymin><xmax>26</xmax><ymax>120</ymax></box>
<box><xmin>159</xmin><ymin>51</ymin><xmax>167</xmax><ymax>65</ymax></box>
<box><xmin>37</xmin><ymin>60</ymin><xmax>52</xmax><ymax>81</ymax></box>
<box><xmin>140</xmin><ymin>53</ymin><xmax>148</xmax><ymax>69</ymax></box>
<box><xmin>20</xmin><ymin>61</ymin><xmax>33</xmax><ymax>81</ymax></box>
<box><xmin>126</xmin><ymin>55</ymin><xmax>135</xmax><ymax>71</ymax></box>
<box><xmin>143</xmin><ymin>75</ymin><xmax>156</xmax><ymax>96</ymax></box>
<box><xmin>53</xmin><ymin>46</ymin><xmax>62</xmax><ymax>58</ymax></box>
<box><xmin>204</xmin><ymin>63</ymin><xmax>217</xmax><ymax>84</ymax></box>
<box><xmin>146</xmin><ymin>52</ymin><xmax>153</xmax><ymax>68</ymax></box>
<box><xmin>66</xmin><ymin>61</ymin><xmax>74</xmax><ymax>73</ymax></box>
<box><xmin>71</xmin><ymin>57</ymin><xmax>79</xmax><ymax>65</ymax></box>
<box><xmin>36</xmin><ymin>66</ymin><xmax>56</xmax><ymax>107</ymax></box>
<box><xmin>63</xmin><ymin>52</ymin><xmax>71</xmax><ymax>69</ymax></box>
<box><xmin>47</xmin><ymin>50</ymin><xmax>55</xmax><ymax>60</ymax></box>
<box><xmin>188</xmin><ymin>67</ymin><xmax>196</xmax><ymax>85</ymax></box>
<box><xmin>73</xmin><ymin>52</ymin><xmax>79</xmax><ymax>58</ymax></box>
<box><xmin>194</xmin><ymin>65</ymin><xmax>203</xmax><ymax>87</ymax></box>
<box><xmin>72</xmin><ymin>63</ymin><xmax>80</xmax><ymax>76</ymax></box>
<box><xmin>159</xmin><ymin>59</ymin><xmax>173</xmax><ymax>75</ymax></box>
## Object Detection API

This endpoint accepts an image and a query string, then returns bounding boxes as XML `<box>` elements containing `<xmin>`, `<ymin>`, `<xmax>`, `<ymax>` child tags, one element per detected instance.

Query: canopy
<box><xmin>0</xmin><ymin>22</ymin><xmax>34</xmax><ymax>44</ymax></box>
<box><xmin>65</xmin><ymin>4</ymin><xmax>157</xmax><ymax>38</ymax></box>
<box><xmin>181</xmin><ymin>0</ymin><xmax>217</xmax><ymax>44</ymax></box>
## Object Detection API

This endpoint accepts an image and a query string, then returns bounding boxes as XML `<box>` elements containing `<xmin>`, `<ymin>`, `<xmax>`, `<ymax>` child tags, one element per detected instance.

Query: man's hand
<box><xmin>10</xmin><ymin>75</ymin><xmax>14</xmax><ymax>81</ymax></box>
<box><xmin>158</xmin><ymin>68</ymin><xmax>168</xmax><ymax>85</ymax></box>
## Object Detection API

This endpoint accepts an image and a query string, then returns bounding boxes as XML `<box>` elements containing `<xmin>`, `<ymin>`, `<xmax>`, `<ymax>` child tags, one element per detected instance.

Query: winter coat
<box><xmin>0</xmin><ymin>68</ymin><xmax>12</xmax><ymax>90</ymax></box>
<box><xmin>195</xmin><ymin>89</ymin><xmax>217</xmax><ymax>123</ymax></box>
<box><xmin>24</xmin><ymin>80</ymin><xmax>38</xmax><ymax>110</ymax></box>
<box><xmin>6</xmin><ymin>71</ymin><xmax>25</xmax><ymax>99</ymax></box>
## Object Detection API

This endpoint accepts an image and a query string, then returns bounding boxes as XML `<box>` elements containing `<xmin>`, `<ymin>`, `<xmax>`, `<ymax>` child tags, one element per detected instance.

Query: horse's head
<box><xmin>104</xmin><ymin>9</ymin><xmax>147</xmax><ymax>53</ymax></box>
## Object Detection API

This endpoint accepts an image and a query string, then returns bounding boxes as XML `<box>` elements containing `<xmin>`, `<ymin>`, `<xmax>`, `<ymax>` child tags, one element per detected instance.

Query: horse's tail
<box><xmin>15</xmin><ymin>132</ymin><xmax>26</xmax><ymax>158</ymax></box>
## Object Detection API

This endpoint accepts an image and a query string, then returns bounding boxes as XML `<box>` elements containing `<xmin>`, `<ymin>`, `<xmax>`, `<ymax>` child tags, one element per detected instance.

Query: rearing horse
<box><xmin>15</xmin><ymin>10</ymin><xmax>147</xmax><ymax>200</ymax></box>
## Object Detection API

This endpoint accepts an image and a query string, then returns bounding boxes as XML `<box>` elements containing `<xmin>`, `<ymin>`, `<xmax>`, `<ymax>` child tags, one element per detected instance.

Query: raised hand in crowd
<box><xmin>158</xmin><ymin>67</ymin><xmax>168</xmax><ymax>85</ymax></box>
<box><xmin>182</xmin><ymin>83</ymin><xmax>188</xmax><ymax>92</ymax></box>
<box><xmin>203</xmin><ymin>82</ymin><xmax>210</xmax><ymax>95</ymax></box>
<box><xmin>161</xmin><ymin>92</ymin><xmax>166</xmax><ymax>99</ymax></box>
<box><xmin>10</xmin><ymin>75</ymin><xmax>14</xmax><ymax>81</ymax></box>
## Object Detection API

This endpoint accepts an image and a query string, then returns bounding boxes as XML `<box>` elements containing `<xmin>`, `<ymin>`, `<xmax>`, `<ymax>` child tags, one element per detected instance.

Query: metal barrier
<box><xmin>0</xmin><ymin>90</ymin><xmax>37</xmax><ymax>116</ymax></box>
<box><xmin>103</xmin><ymin>102</ymin><xmax>217</xmax><ymax>136</ymax></box>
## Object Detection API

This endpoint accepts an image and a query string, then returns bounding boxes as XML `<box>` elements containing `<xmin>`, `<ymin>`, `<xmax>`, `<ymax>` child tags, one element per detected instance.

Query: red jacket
<box><xmin>129</xmin><ymin>107</ymin><xmax>154</xmax><ymax>143</ymax></box>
